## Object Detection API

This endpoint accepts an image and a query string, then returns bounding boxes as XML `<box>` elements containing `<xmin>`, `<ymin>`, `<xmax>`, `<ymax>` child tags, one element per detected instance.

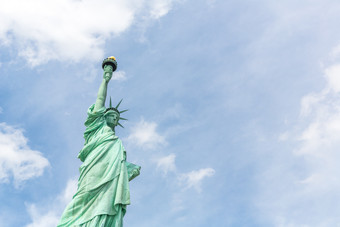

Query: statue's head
<box><xmin>104</xmin><ymin>97</ymin><xmax>128</xmax><ymax>130</ymax></box>
<box><xmin>105</xmin><ymin>110</ymin><xmax>120</xmax><ymax>128</ymax></box>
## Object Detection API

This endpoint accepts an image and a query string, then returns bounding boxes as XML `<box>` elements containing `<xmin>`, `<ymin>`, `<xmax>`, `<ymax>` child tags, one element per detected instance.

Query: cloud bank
<box><xmin>0</xmin><ymin>123</ymin><xmax>49</xmax><ymax>187</ymax></box>
<box><xmin>257</xmin><ymin>54</ymin><xmax>340</xmax><ymax>226</ymax></box>
<box><xmin>0</xmin><ymin>0</ymin><xmax>177</xmax><ymax>66</ymax></box>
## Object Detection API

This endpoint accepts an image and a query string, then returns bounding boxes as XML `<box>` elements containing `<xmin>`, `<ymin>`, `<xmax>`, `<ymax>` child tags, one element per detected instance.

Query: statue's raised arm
<box><xmin>94</xmin><ymin>57</ymin><xmax>117</xmax><ymax>112</ymax></box>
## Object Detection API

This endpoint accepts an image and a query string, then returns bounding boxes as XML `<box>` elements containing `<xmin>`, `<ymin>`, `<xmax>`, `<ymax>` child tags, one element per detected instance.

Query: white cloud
<box><xmin>148</xmin><ymin>0</ymin><xmax>174</xmax><ymax>19</ymax></box>
<box><xmin>0</xmin><ymin>123</ymin><xmax>49</xmax><ymax>187</ymax></box>
<box><xmin>0</xmin><ymin>0</ymin><xmax>178</xmax><ymax>66</ymax></box>
<box><xmin>257</xmin><ymin>60</ymin><xmax>340</xmax><ymax>226</ymax></box>
<box><xmin>325</xmin><ymin>64</ymin><xmax>340</xmax><ymax>93</ymax></box>
<box><xmin>25</xmin><ymin>205</ymin><xmax>60</xmax><ymax>227</ymax></box>
<box><xmin>25</xmin><ymin>178</ymin><xmax>77</xmax><ymax>227</ymax></box>
<box><xmin>180</xmin><ymin>168</ymin><xmax>215</xmax><ymax>192</ymax></box>
<box><xmin>112</xmin><ymin>70</ymin><xmax>127</xmax><ymax>81</ymax></box>
<box><xmin>155</xmin><ymin>153</ymin><xmax>176</xmax><ymax>175</ymax></box>
<box><xmin>154</xmin><ymin>153</ymin><xmax>215</xmax><ymax>192</ymax></box>
<box><xmin>300</xmin><ymin>92</ymin><xmax>324</xmax><ymax>117</ymax></box>
<box><xmin>296</xmin><ymin>63</ymin><xmax>340</xmax><ymax>156</ymax></box>
<box><xmin>126</xmin><ymin>118</ymin><xmax>166</xmax><ymax>149</ymax></box>
<box><xmin>330</xmin><ymin>44</ymin><xmax>340</xmax><ymax>59</ymax></box>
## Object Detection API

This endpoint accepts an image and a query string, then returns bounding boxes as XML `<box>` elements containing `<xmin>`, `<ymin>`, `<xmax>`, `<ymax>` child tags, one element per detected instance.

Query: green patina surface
<box><xmin>58</xmin><ymin>58</ymin><xmax>141</xmax><ymax>227</ymax></box>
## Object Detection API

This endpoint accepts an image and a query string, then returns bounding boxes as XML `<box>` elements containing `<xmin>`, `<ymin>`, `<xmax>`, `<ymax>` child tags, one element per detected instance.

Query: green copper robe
<box><xmin>58</xmin><ymin>104</ymin><xmax>140</xmax><ymax>227</ymax></box>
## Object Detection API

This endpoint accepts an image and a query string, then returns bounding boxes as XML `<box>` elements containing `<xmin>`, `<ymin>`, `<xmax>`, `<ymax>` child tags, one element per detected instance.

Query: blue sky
<box><xmin>1</xmin><ymin>0</ymin><xmax>340</xmax><ymax>226</ymax></box>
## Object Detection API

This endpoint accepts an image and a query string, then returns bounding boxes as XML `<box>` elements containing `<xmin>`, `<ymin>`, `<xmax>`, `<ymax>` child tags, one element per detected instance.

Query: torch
<box><xmin>102</xmin><ymin>56</ymin><xmax>118</xmax><ymax>78</ymax></box>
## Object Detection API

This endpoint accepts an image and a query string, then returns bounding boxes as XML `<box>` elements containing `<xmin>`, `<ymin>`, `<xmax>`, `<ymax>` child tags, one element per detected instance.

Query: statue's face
<box><xmin>105</xmin><ymin>111</ymin><xmax>119</xmax><ymax>128</ymax></box>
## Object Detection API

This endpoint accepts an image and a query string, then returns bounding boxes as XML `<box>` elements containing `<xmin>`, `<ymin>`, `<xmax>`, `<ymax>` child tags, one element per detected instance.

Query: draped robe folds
<box><xmin>58</xmin><ymin>104</ymin><xmax>141</xmax><ymax>227</ymax></box>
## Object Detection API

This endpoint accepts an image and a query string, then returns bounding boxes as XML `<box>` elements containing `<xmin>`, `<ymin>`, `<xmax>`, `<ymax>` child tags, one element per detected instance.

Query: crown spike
<box><xmin>116</xmin><ymin>99</ymin><xmax>123</xmax><ymax>109</ymax></box>
<box><xmin>109</xmin><ymin>97</ymin><xmax>112</xmax><ymax>108</ymax></box>
<box><xmin>117</xmin><ymin>122</ymin><xmax>124</xmax><ymax>128</ymax></box>
<box><xmin>119</xmin><ymin>117</ymin><xmax>128</xmax><ymax>121</ymax></box>
<box><xmin>119</xmin><ymin>109</ymin><xmax>128</xmax><ymax>114</ymax></box>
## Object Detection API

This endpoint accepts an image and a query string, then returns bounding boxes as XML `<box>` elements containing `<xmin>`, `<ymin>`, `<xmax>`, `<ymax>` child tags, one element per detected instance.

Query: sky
<box><xmin>1</xmin><ymin>0</ymin><xmax>340</xmax><ymax>226</ymax></box>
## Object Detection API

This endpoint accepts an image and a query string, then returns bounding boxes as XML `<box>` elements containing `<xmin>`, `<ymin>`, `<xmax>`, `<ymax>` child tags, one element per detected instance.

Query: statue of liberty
<box><xmin>58</xmin><ymin>57</ymin><xmax>141</xmax><ymax>227</ymax></box>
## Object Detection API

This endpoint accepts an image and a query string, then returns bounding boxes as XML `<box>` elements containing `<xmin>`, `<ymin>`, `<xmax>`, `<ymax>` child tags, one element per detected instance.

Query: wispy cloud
<box><xmin>179</xmin><ymin>168</ymin><xmax>215</xmax><ymax>192</ymax></box>
<box><xmin>0</xmin><ymin>123</ymin><xmax>49</xmax><ymax>187</ymax></box>
<box><xmin>127</xmin><ymin>116</ymin><xmax>215</xmax><ymax>193</ymax></box>
<box><xmin>297</xmin><ymin>63</ymin><xmax>340</xmax><ymax>156</ymax></box>
<box><xmin>148</xmin><ymin>0</ymin><xmax>174</xmax><ymax>19</ymax></box>
<box><xmin>155</xmin><ymin>153</ymin><xmax>215</xmax><ymax>192</ymax></box>
<box><xmin>25</xmin><ymin>178</ymin><xmax>77</xmax><ymax>227</ymax></box>
<box><xmin>126</xmin><ymin>118</ymin><xmax>166</xmax><ymax>150</ymax></box>
<box><xmin>256</xmin><ymin>53</ymin><xmax>340</xmax><ymax>226</ymax></box>
<box><xmin>112</xmin><ymin>70</ymin><xmax>127</xmax><ymax>81</ymax></box>
<box><xmin>0</xmin><ymin>0</ymin><xmax>178</xmax><ymax>66</ymax></box>
<box><xmin>25</xmin><ymin>205</ymin><xmax>60</xmax><ymax>227</ymax></box>
<box><xmin>155</xmin><ymin>153</ymin><xmax>176</xmax><ymax>175</ymax></box>
<box><xmin>324</xmin><ymin>64</ymin><xmax>340</xmax><ymax>92</ymax></box>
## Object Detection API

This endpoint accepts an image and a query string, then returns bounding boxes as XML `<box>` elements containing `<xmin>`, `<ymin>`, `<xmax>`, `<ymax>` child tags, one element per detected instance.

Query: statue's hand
<box><xmin>103</xmin><ymin>65</ymin><xmax>113</xmax><ymax>82</ymax></box>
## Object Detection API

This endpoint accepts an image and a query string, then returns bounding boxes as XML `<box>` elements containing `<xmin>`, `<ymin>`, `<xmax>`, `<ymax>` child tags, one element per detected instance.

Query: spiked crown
<box><xmin>105</xmin><ymin>97</ymin><xmax>128</xmax><ymax>128</ymax></box>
